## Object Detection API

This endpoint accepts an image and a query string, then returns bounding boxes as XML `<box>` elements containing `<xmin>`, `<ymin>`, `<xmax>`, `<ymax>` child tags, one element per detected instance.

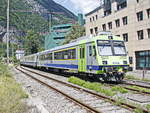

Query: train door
<box><xmin>78</xmin><ymin>44</ymin><xmax>86</xmax><ymax>72</ymax></box>
<box><xmin>87</xmin><ymin>43</ymin><xmax>97</xmax><ymax>71</ymax></box>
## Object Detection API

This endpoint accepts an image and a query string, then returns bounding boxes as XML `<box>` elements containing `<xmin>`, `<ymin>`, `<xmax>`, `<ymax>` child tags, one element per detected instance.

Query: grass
<box><xmin>111</xmin><ymin>86</ymin><xmax>128</xmax><ymax>93</ymax></box>
<box><xmin>68</xmin><ymin>76</ymin><xmax>116</xmax><ymax>96</ymax></box>
<box><xmin>0</xmin><ymin>63</ymin><xmax>28</xmax><ymax>113</ymax></box>
<box><xmin>127</xmin><ymin>85</ymin><xmax>150</xmax><ymax>93</ymax></box>
<box><xmin>68</xmin><ymin>76</ymin><xmax>129</xmax><ymax>97</ymax></box>
<box><xmin>146</xmin><ymin>104</ymin><xmax>150</xmax><ymax>111</ymax></box>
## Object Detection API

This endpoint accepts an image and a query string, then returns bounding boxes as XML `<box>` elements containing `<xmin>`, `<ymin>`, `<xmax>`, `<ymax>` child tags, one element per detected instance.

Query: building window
<box><xmin>115</xmin><ymin>19</ymin><xmax>120</xmax><ymax>27</ymax></box>
<box><xmin>96</xmin><ymin>15</ymin><xmax>98</xmax><ymax>20</ymax></box>
<box><xmin>147</xmin><ymin>9</ymin><xmax>150</xmax><ymax>18</ymax></box>
<box><xmin>94</xmin><ymin>27</ymin><xmax>98</xmax><ymax>34</ymax></box>
<box><xmin>104</xmin><ymin>10</ymin><xmax>111</xmax><ymax>16</ymax></box>
<box><xmin>122</xmin><ymin>16</ymin><xmax>128</xmax><ymax>25</ymax></box>
<box><xmin>129</xmin><ymin>57</ymin><xmax>133</xmax><ymax>64</ymax></box>
<box><xmin>136</xmin><ymin>0</ymin><xmax>139</xmax><ymax>3</ymax></box>
<box><xmin>108</xmin><ymin>22</ymin><xmax>112</xmax><ymax>29</ymax></box>
<box><xmin>147</xmin><ymin>29</ymin><xmax>150</xmax><ymax>39</ymax></box>
<box><xmin>117</xmin><ymin>1</ymin><xmax>127</xmax><ymax>11</ymax></box>
<box><xmin>123</xmin><ymin>33</ymin><xmax>128</xmax><ymax>42</ymax></box>
<box><xmin>137</xmin><ymin>11</ymin><xmax>143</xmax><ymax>21</ymax></box>
<box><xmin>137</xmin><ymin>30</ymin><xmax>144</xmax><ymax>40</ymax></box>
<box><xmin>93</xmin><ymin>16</ymin><xmax>95</xmax><ymax>21</ymax></box>
<box><xmin>135</xmin><ymin>50</ymin><xmax>150</xmax><ymax>70</ymax></box>
<box><xmin>90</xmin><ymin>28</ymin><xmax>93</xmax><ymax>34</ymax></box>
<box><xmin>90</xmin><ymin>18</ymin><xmax>92</xmax><ymax>22</ymax></box>
<box><xmin>116</xmin><ymin>35</ymin><xmax>120</xmax><ymax>37</ymax></box>
<box><xmin>102</xmin><ymin>24</ymin><xmax>106</xmax><ymax>31</ymax></box>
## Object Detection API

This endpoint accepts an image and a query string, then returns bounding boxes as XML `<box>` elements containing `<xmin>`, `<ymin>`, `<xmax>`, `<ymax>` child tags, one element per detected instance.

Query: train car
<box><xmin>35</xmin><ymin>32</ymin><xmax>129</xmax><ymax>82</ymax></box>
<box><xmin>20</xmin><ymin>53</ymin><xmax>37</xmax><ymax>67</ymax></box>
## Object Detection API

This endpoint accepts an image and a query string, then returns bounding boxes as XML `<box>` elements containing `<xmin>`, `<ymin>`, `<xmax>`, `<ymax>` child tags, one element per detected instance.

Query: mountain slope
<box><xmin>35</xmin><ymin>0</ymin><xmax>77</xmax><ymax>19</ymax></box>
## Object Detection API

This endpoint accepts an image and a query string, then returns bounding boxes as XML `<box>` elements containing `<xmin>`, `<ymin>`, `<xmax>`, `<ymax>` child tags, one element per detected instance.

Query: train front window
<box><xmin>97</xmin><ymin>40</ymin><xmax>113</xmax><ymax>56</ymax></box>
<box><xmin>113</xmin><ymin>41</ymin><xmax>126</xmax><ymax>55</ymax></box>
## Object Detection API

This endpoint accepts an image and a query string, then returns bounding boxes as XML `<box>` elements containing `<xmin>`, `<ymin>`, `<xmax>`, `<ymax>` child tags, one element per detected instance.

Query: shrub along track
<box><xmin>17</xmin><ymin>66</ymin><xmax>149</xmax><ymax>113</ymax></box>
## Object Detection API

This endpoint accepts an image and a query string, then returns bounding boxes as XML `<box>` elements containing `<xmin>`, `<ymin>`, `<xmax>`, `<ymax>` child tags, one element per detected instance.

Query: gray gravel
<box><xmin>19</xmin><ymin>66</ymin><xmax>133</xmax><ymax>113</ymax></box>
<box><xmin>12</xmin><ymin>67</ymin><xmax>89</xmax><ymax>113</ymax></box>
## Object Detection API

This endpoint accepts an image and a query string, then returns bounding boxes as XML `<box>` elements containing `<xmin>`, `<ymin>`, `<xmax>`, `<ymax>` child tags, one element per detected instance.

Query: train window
<box><xmin>72</xmin><ymin>49</ymin><xmax>76</xmax><ymax>59</ymax></box>
<box><xmin>113</xmin><ymin>41</ymin><xmax>126</xmax><ymax>55</ymax></box>
<box><xmin>81</xmin><ymin>48</ymin><xmax>85</xmax><ymax>58</ymax></box>
<box><xmin>47</xmin><ymin>53</ymin><xmax>52</xmax><ymax>60</ymax></box>
<box><xmin>80</xmin><ymin>48</ymin><xmax>82</xmax><ymax>59</ymax></box>
<box><xmin>54</xmin><ymin>48</ymin><xmax>76</xmax><ymax>60</ymax></box>
<box><xmin>64</xmin><ymin>50</ymin><xmax>68</xmax><ymax>59</ymax></box>
<box><xmin>93</xmin><ymin>46</ymin><xmax>96</xmax><ymax>56</ymax></box>
<box><xmin>89</xmin><ymin>46</ymin><xmax>92</xmax><ymax>56</ymax></box>
<box><xmin>97</xmin><ymin>40</ymin><xmax>112</xmax><ymax>56</ymax></box>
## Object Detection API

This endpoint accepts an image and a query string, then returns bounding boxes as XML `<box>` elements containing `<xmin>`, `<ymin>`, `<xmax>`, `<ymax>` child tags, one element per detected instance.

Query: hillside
<box><xmin>35</xmin><ymin>0</ymin><xmax>77</xmax><ymax>19</ymax></box>
<box><xmin>0</xmin><ymin>0</ymin><xmax>76</xmax><ymax>34</ymax></box>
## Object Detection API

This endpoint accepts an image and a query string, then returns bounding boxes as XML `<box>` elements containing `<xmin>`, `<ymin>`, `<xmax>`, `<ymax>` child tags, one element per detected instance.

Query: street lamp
<box><xmin>6</xmin><ymin>0</ymin><xmax>10</xmax><ymax>64</ymax></box>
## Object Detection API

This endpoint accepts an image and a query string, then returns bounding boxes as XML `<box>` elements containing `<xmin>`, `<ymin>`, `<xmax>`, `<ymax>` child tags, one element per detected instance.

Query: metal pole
<box><xmin>6</xmin><ymin>0</ymin><xmax>10</xmax><ymax>64</ymax></box>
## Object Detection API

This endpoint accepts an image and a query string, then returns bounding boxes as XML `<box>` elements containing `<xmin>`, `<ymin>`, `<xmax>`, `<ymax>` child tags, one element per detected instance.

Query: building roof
<box><xmin>85</xmin><ymin>6</ymin><xmax>103</xmax><ymax>16</ymax></box>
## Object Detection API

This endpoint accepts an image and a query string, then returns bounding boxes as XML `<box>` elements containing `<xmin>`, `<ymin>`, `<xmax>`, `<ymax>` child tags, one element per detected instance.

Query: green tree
<box><xmin>63</xmin><ymin>24</ymin><xmax>85</xmax><ymax>44</ymax></box>
<box><xmin>23</xmin><ymin>30</ymin><xmax>41</xmax><ymax>55</ymax></box>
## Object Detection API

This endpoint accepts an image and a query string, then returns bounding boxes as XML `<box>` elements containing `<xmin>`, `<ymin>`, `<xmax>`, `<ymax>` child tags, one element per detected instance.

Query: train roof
<box><xmin>23</xmin><ymin>32</ymin><xmax>123</xmax><ymax>56</ymax></box>
<box><xmin>39</xmin><ymin>32</ymin><xmax>123</xmax><ymax>54</ymax></box>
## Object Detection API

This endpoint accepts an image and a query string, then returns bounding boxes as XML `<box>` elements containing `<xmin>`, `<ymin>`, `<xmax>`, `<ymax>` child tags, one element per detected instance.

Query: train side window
<box><xmin>72</xmin><ymin>49</ymin><xmax>76</xmax><ymax>59</ymax></box>
<box><xmin>89</xmin><ymin>46</ymin><xmax>92</xmax><ymax>56</ymax></box>
<box><xmin>80</xmin><ymin>48</ymin><xmax>82</xmax><ymax>58</ymax></box>
<box><xmin>93</xmin><ymin>45</ymin><xmax>96</xmax><ymax>56</ymax></box>
<box><xmin>68</xmin><ymin>50</ymin><xmax>72</xmax><ymax>59</ymax></box>
<box><xmin>82</xmin><ymin>48</ymin><xmax>85</xmax><ymax>58</ymax></box>
<box><xmin>48</xmin><ymin>53</ymin><xmax>52</xmax><ymax>60</ymax></box>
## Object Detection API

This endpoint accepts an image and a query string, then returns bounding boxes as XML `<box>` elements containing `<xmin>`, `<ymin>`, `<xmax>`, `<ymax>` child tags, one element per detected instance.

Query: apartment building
<box><xmin>85</xmin><ymin>0</ymin><xmax>150</xmax><ymax>70</ymax></box>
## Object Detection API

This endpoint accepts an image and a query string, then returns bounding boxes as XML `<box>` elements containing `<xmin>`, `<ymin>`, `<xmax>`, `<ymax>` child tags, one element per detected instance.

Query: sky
<box><xmin>54</xmin><ymin>0</ymin><xmax>100</xmax><ymax>15</ymax></box>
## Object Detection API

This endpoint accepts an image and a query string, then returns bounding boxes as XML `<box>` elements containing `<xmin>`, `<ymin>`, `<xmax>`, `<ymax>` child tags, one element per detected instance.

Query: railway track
<box><xmin>17</xmin><ymin>66</ymin><xmax>149</xmax><ymax>113</ymax></box>
<box><xmin>105</xmin><ymin>83</ymin><xmax>150</xmax><ymax>95</ymax></box>
<box><xmin>16</xmin><ymin>66</ymin><xmax>100</xmax><ymax>113</ymax></box>
<box><xmin>123</xmin><ymin>80</ymin><xmax>150</xmax><ymax>89</ymax></box>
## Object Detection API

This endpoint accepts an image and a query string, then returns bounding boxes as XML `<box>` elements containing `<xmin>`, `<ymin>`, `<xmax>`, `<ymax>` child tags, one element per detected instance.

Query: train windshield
<box><xmin>97</xmin><ymin>40</ymin><xmax>126</xmax><ymax>56</ymax></box>
<box><xmin>97</xmin><ymin>40</ymin><xmax>113</xmax><ymax>56</ymax></box>
<box><xmin>113</xmin><ymin>41</ymin><xmax>126</xmax><ymax>55</ymax></box>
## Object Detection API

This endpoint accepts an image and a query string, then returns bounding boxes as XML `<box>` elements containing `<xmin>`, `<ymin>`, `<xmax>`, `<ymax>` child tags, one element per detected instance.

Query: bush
<box><xmin>111</xmin><ymin>86</ymin><xmax>128</xmax><ymax>93</ymax></box>
<box><xmin>68</xmin><ymin>76</ymin><xmax>116</xmax><ymax>96</ymax></box>
<box><xmin>0</xmin><ymin>64</ymin><xmax>28</xmax><ymax>113</ymax></box>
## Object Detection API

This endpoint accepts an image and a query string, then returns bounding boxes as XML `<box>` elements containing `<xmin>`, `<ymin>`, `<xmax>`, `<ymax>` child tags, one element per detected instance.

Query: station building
<box><xmin>85</xmin><ymin>0</ymin><xmax>150</xmax><ymax>70</ymax></box>
<box><xmin>45</xmin><ymin>14</ymin><xmax>85</xmax><ymax>50</ymax></box>
<box><xmin>45</xmin><ymin>24</ymin><xmax>72</xmax><ymax>50</ymax></box>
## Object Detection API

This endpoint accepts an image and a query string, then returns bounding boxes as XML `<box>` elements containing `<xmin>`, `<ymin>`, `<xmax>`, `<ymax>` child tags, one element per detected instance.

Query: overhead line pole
<box><xmin>6</xmin><ymin>0</ymin><xmax>10</xmax><ymax>64</ymax></box>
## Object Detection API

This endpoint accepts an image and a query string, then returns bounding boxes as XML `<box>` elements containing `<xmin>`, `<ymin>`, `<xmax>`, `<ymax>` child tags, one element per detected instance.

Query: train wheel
<box><xmin>115</xmin><ymin>74</ymin><xmax>124</xmax><ymax>83</ymax></box>
<box><xmin>102</xmin><ymin>73</ymin><xmax>110</xmax><ymax>82</ymax></box>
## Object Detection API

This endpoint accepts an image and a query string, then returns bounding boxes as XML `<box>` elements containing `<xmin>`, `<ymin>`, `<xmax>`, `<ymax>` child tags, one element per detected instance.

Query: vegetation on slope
<box><xmin>63</xmin><ymin>24</ymin><xmax>85</xmax><ymax>44</ymax></box>
<box><xmin>0</xmin><ymin>63</ymin><xmax>28</xmax><ymax>113</ymax></box>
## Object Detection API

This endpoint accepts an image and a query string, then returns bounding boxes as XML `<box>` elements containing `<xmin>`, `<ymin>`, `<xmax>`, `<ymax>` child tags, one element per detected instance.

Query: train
<box><xmin>20</xmin><ymin>32</ymin><xmax>129</xmax><ymax>82</ymax></box>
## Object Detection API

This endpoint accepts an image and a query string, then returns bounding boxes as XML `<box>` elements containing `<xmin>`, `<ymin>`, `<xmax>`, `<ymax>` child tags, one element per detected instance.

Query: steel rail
<box><xmin>20</xmin><ymin>66</ymin><xmax>149</xmax><ymax>113</ymax></box>
<box><xmin>123</xmin><ymin>81</ymin><xmax>150</xmax><ymax>89</ymax></box>
<box><xmin>106</xmin><ymin>84</ymin><xmax>150</xmax><ymax>95</ymax></box>
<box><xmin>16</xmin><ymin>67</ymin><xmax>102</xmax><ymax>113</ymax></box>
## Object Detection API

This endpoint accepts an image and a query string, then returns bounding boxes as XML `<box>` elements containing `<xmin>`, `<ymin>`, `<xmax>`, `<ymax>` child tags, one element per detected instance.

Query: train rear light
<box><xmin>102</xmin><ymin>61</ymin><xmax>108</xmax><ymax>65</ymax></box>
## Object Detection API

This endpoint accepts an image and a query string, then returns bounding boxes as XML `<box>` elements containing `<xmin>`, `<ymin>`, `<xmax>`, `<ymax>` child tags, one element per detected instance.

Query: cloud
<box><xmin>70</xmin><ymin>0</ymin><xmax>100</xmax><ymax>14</ymax></box>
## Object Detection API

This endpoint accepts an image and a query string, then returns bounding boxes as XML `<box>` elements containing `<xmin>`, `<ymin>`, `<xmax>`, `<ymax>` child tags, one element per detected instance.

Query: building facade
<box><xmin>85</xmin><ymin>0</ymin><xmax>150</xmax><ymax>70</ymax></box>
<box><xmin>45</xmin><ymin>24</ymin><xmax>72</xmax><ymax>50</ymax></box>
